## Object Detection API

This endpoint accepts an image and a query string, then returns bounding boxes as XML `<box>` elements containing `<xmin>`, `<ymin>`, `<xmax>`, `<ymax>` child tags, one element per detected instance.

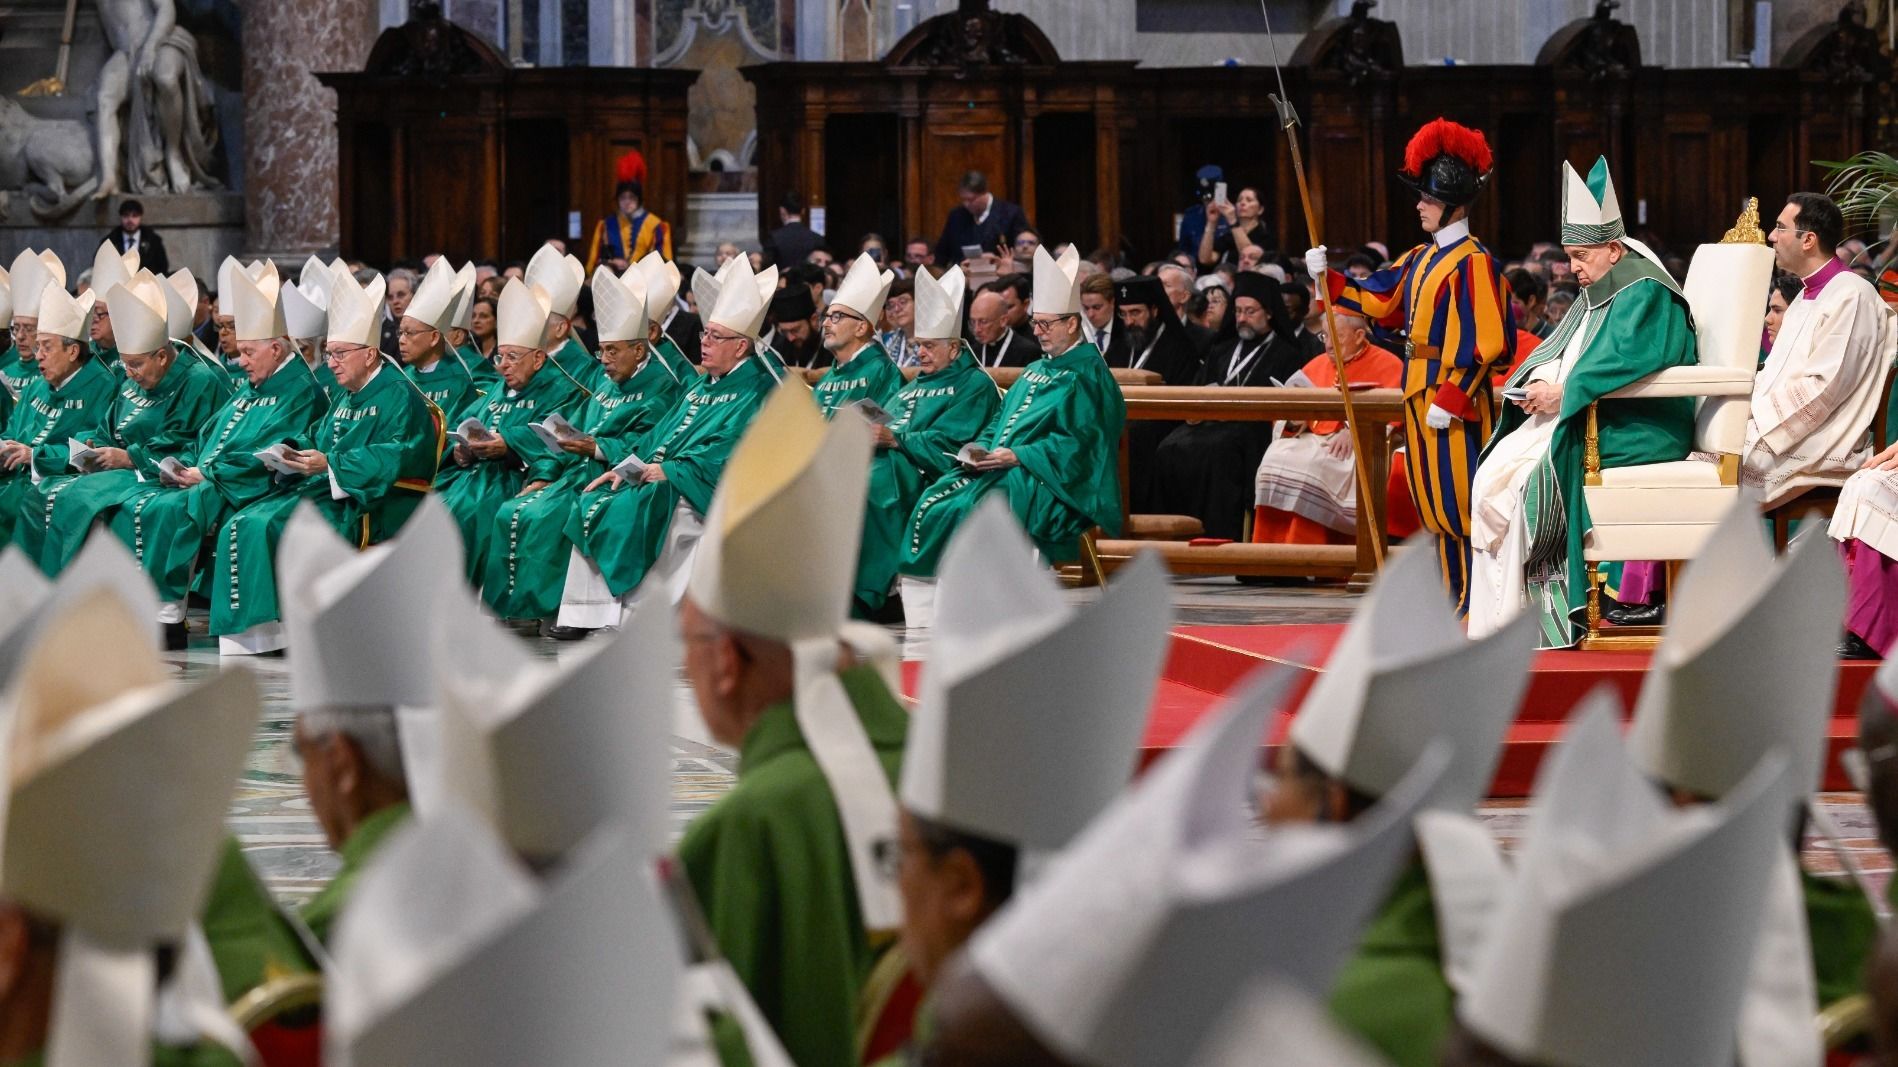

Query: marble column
<box><xmin>241</xmin><ymin>0</ymin><xmax>380</xmax><ymax>261</ymax></box>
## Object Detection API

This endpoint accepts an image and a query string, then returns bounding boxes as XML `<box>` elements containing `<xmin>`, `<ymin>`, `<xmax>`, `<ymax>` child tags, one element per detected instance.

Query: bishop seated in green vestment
<box><xmin>855</xmin><ymin>264</ymin><xmax>1001</xmax><ymax>617</ymax></box>
<box><xmin>435</xmin><ymin>279</ymin><xmax>590</xmax><ymax>588</ymax></box>
<box><xmin>20</xmin><ymin>280</ymin><xmax>227</xmax><ymax>577</ymax></box>
<box><xmin>897</xmin><ymin>246</ymin><xmax>1124</xmax><ymax>626</ymax></box>
<box><xmin>553</xmin><ymin>280</ymin><xmax>777</xmax><ymax>632</ymax></box>
<box><xmin>1465</xmin><ymin>158</ymin><xmax>1698</xmax><ymax>648</ymax></box>
<box><xmin>812</xmin><ymin>252</ymin><xmax>905</xmax><ymax>421</ymax></box>
<box><xmin>104</xmin><ymin>334</ymin><xmax>326</xmax><ymax>646</ymax></box>
<box><xmin>484</xmin><ymin>267</ymin><xmax>682</xmax><ymax>626</ymax></box>
<box><xmin>208</xmin><ymin>352</ymin><xmax>441</xmax><ymax>656</ymax></box>
<box><xmin>0</xmin><ymin>301</ymin><xmax>119</xmax><ymax>551</ymax></box>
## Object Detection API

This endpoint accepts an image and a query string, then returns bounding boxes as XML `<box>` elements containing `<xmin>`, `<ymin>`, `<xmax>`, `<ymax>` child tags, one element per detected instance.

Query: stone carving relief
<box><xmin>94</xmin><ymin>0</ymin><xmax>222</xmax><ymax>195</ymax></box>
<box><xmin>0</xmin><ymin>100</ymin><xmax>98</xmax><ymax>219</ymax></box>
<box><xmin>655</xmin><ymin>0</ymin><xmax>780</xmax><ymax>188</ymax></box>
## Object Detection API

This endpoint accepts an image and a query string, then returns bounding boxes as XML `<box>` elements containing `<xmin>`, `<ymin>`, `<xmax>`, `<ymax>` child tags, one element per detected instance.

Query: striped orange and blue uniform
<box><xmin>1325</xmin><ymin>235</ymin><xmax>1514</xmax><ymax>613</ymax></box>
<box><xmin>587</xmin><ymin>209</ymin><xmax>673</xmax><ymax>272</ymax></box>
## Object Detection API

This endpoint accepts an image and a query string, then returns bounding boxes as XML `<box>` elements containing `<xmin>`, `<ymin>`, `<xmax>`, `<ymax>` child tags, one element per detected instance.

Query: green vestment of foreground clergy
<box><xmin>106</xmin><ymin>357</ymin><xmax>326</xmax><ymax>602</ymax></box>
<box><xmin>678</xmin><ymin>665</ymin><xmax>908</xmax><ymax>1067</ymax></box>
<box><xmin>548</xmin><ymin>335</ymin><xmax>609</xmax><ymax>395</ymax></box>
<box><xmin>1328</xmin><ymin>860</ymin><xmax>1455</xmax><ymax>1067</ymax></box>
<box><xmin>1486</xmin><ymin>256</ymin><xmax>1697</xmax><ymax>648</ymax></box>
<box><xmin>25</xmin><ymin>354</ymin><xmax>226</xmax><ymax>575</ymax></box>
<box><xmin>405</xmin><ymin>351</ymin><xmax>477</xmax><ymax>426</ymax></box>
<box><xmin>900</xmin><ymin>341</ymin><xmax>1124</xmax><ymax>574</ymax></box>
<box><xmin>567</xmin><ymin>353</ymin><xmax>774</xmax><ymax>596</ymax></box>
<box><xmin>812</xmin><ymin>341</ymin><xmax>903</xmax><ymax>418</ymax></box>
<box><xmin>482</xmin><ymin>351</ymin><xmax>681</xmax><ymax>619</ymax></box>
<box><xmin>1</xmin><ymin>357</ymin><xmax>118</xmax><ymax>547</ymax></box>
<box><xmin>200</xmin><ymin>837</ymin><xmax>318</xmax><ymax>1000</ymax></box>
<box><xmin>856</xmin><ymin>348</ymin><xmax>999</xmax><ymax>613</ymax></box>
<box><xmin>300</xmin><ymin>801</ymin><xmax>411</xmax><ymax>947</ymax></box>
<box><xmin>436</xmin><ymin>361</ymin><xmax>587</xmax><ymax>585</ymax></box>
<box><xmin>1805</xmin><ymin>869</ymin><xmax>1879</xmax><ymax>1007</ymax></box>
<box><xmin>210</xmin><ymin>363</ymin><xmax>441</xmax><ymax>637</ymax></box>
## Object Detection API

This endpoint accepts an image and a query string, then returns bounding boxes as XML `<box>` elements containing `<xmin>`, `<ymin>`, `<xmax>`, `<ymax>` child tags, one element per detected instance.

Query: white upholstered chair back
<box><xmin>1680</xmin><ymin>243</ymin><xmax>1774</xmax><ymax>455</ymax></box>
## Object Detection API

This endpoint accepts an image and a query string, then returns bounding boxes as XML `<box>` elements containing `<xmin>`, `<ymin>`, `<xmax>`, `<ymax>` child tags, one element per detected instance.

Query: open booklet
<box><xmin>156</xmin><ymin>456</ymin><xmax>188</xmax><ymax>486</ymax></box>
<box><xmin>446</xmin><ymin>417</ymin><xmax>497</xmax><ymax>449</ymax></box>
<box><xmin>67</xmin><ymin>437</ymin><xmax>100</xmax><ymax>472</ymax></box>
<box><xmin>526</xmin><ymin>412</ymin><xmax>586</xmax><ymax>451</ymax></box>
<box><xmin>609</xmin><ymin>451</ymin><xmax>649</xmax><ymax>480</ymax></box>
<box><xmin>846</xmin><ymin>398</ymin><xmax>896</xmax><ymax>428</ymax></box>
<box><xmin>254</xmin><ymin>442</ymin><xmax>302</xmax><ymax>476</ymax></box>
<box><xmin>943</xmin><ymin>442</ymin><xmax>990</xmax><ymax>471</ymax></box>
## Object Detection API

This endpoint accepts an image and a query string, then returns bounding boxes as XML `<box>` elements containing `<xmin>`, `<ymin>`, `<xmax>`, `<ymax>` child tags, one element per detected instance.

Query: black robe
<box><xmin>1125</xmin><ymin>319</ymin><xmax>1206</xmax><ymax>514</ymax></box>
<box><xmin>1148</xmin><ymin>332</ymin><xmax>1306</xmax><ymax>540</ymax></box>
<box><xmin>968</xmin><ymin>328</ymin><xmax>1037</xmax><ymax>369</ymax></box>
<box><xmin>769</xmin><ymin>329</ymin><xmax>830</xmax><ymax>370</ymax></box>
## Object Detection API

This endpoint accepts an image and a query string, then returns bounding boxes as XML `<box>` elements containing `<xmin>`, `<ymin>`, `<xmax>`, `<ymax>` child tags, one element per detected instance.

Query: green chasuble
<box><xmin>90</xmin><ymin>340</ymin><xmax>123</xmax><ymax>378</ymax></box>
<box><xmin>856</xmin><ymin>348</ymin><xmax>1000</xmax><ymax>613</ymax></box>
<box><xmin>678</xmin><ymin>665</ymin><xmax>909</xmax><ymax>1067</ymax></box>
<box><xmin>483</xmin><ymin>352</ymin><xmax>681</xmax><ymax>619</ymax></box>
<box><xmin>457</xmin><ymin>342</ymin><xmax>502</xmax><ymax>390</ymax></box>
<box><xmin>105</xmin><ymin>358</ymin><xmax>326</xmax><ymax>602</ymax></box>
<box><xmin>652</xmin><ymin>334</ymin><xmax>700</xmax><ymax>384</ymax></box>
<box><xmin>405</xmin><ymin>352</ymin><xmax>478</xmax><ymax>425</ymax></box>
<box><xmin>0</xmin><ymin>358</ymin><xmax>117</xmax><ymax>549</ymax></box>
<box><xmin>301</xmin><ymin>801</ymin><xmax>411</xmax><ymax>947</ymax></box>
<box><xmin>179</xmin><ymin>340</ymin><xmax>239</xmax><ymax>397</ymax></box>
<box><xmin>900</xmin><ymin>341</ymin><xmax>1125</xmax><ymax>575</ymax></box>
<box><xmin>210</xmin><ymin>363</ymin><xmax>441</xmax><ymax>638</ymax></box>
<box><xmin>567</xmin><ymin>354</ymin><xmax>774</xmax><ymax>596</ymax></box>
<box><xmin>310</xmin><ymin>358</ymin><xmax>345</xmax><ymax>406</ymax></box>
<box><xmin>1484</xmin><ymin>256</ymin><xmax>1697</xmax><ymax>648</ymax></box>
<box><xmin>201</xmin><ymin>836</ymin><xmax>317</xmax><ymax>1000</ymax></box>
<box><xmin>548</xmin><ymin>335</ymin><xmax>610</xmax><ymax>395</ymax></box>
<box><xmin>1329</xmin><ymin>860</ymin><xmax>1455</xmax><ymax>1067</ymax></box>
<box><xmin>813</xmin><ymin>341</ymin><xmax>904</xmax><ymax>418</ymax></box>
<box><xmin>1804</xmin><ymin>869</ymin><xmax>1878</xmax><ymax>1006</ymax></box>
<box><xmin>24</xmin><ymin>353</ymin><xmax>226</xmax><ymax>575</ymax></box>
<box><xmin>436</xmin><ymin>362</ymin><xmax>588</xmax><ymax>586</ymax></box>
<box><xmin>0</xmin><ymin>343</ymin><xmax>34</xmax><ymax>400</ymax></box>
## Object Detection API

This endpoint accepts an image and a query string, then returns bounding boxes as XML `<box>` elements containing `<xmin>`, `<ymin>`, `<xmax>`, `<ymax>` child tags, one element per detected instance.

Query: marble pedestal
<box><xmin>0</xmin><ymin>192</ymin><xmax>244</xmax><ymax>284</ymax></box>
<box><xmin>680</xmin><ymin>191</ymin><xmax>759</xmax><ymax>265</ymax></box>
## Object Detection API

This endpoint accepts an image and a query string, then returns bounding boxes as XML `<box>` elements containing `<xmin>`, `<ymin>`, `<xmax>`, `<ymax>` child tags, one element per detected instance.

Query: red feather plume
<box><xmin>615</xmin><ymin>149</ymin><xmax>648</xmax><ymax>185</ymax></box>
<box><xmin>1402</xmin><ymin>118</ymin><xmax>1492</xmax><ymax>177</ymax></box>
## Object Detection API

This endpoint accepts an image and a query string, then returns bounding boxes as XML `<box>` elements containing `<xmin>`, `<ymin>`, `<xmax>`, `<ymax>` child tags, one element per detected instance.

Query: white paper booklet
<box><xmin>610</xmin><ymin>452</ymin><xmax>648</xmax><ymax>480</ymax></box>
<box><xmin>67</xmin><ymin>437</ymin><xmax>100</xmax><ymax>471</ymax></box>
<box><xmin>254</xmin><ymin>443</ymin><xmax>301</xmax><ymax>475</ymax></box>
<box><xmin>447</xmin><ymin>417</ymin><xmax>495</xmax><ymax>449</ymax></box>
<box><xmin>527</xmin><ymin>413</ymin><xmax>585</xmax><ymax>451</ymax></box>
<box><xmin>157</xmin><ymin>456</ymin><xmax>188</xmax><ymax>486</ymax></box>
<box><xmin>849</xmin><ymin>398</ymin><xmax>895</xmax><ymax>427</ymax></box>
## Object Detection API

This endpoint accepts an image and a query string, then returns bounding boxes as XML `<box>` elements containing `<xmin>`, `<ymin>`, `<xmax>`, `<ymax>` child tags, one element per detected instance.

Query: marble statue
<box><xmin>94</xmin><ymin>0</ymin><xmax>221</xmax><ymax>196</ymax></box>
<box><xmin>0</xmin><ymin>97</ymin><xmax>99</xmax><ymax>219</ymax></box>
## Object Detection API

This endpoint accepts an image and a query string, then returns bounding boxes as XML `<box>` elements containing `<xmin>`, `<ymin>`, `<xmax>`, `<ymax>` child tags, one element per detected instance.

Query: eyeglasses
<box><xmin>820</xmin><ymin>310</ymin><xmax>863</xmax><ymax>325</ymax></box>
<box><xmin>396</xmin><ymin>326</ymin><xmax>437</xmax><ymax>339</ymax></box>
<box><xmin>8</xmin><ymin>322</ymin><xmax>32</xmax><ymax>338</ymax></box>
<box><xmin>324</xmin><ymin>344</ymin><xmax>373</xmax><ymax>362</ymax></box>
<box><xmin>1029</xmin><ymin>314</ymin><xmax>1077</xmax><ymax>332</ymax></box>
<box><xmin>1768</xmin><ymin>222</ymin><xmax>1812</xmax><ymax>236</ymax></box>
<box><xmin>493</xmin><ymin>349</ymin><xmax>537</xmax><ymax>365</ymax></box>
<box><xmin>703</xmin><ymin>329</ymin><xmax>744</xmax><ymax>347</ymax></box>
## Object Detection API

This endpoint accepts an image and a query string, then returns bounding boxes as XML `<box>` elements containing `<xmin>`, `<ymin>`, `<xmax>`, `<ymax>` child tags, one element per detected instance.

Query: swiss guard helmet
<box><xmin>1398</xmin><ymin>118</ymin><xmax>1493</xmax><ymax>208</ymax></box>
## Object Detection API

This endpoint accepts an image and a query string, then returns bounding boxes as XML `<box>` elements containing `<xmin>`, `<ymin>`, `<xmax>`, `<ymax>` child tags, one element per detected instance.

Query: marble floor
<box><xmin>182</xmin><ymin>576</ymin><xmax>1890</xmax><ymax>907</ymax></box>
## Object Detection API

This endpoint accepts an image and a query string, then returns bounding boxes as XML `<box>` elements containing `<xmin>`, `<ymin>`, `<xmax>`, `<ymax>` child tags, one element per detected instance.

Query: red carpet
<box><xmin>1157</xmin><ymin>624</ymin><xmax>1876</xmax><ymax>796</ymax></box>
<box><xmin>900</xmin><ymin>624</ymin><xmax>1875</xmax><ymax>797</ymax></box>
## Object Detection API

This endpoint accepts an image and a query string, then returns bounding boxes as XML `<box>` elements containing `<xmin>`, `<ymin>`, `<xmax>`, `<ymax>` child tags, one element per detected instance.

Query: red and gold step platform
<box><xmin>902</xmin><ymin>624</ymin><xmax>1875</xmax><ymax>797</ymax></box>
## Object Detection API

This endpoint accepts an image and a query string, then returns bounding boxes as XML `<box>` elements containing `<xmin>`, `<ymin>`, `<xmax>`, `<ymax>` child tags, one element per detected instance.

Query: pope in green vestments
<box><xmin>209</xmin><ymin>359</ymin><xmax>441</xmax><ymax>645</ymax></box>
<box><xmin>483</xmin><ymin>336</ymin><xmax>681</xmax><ymax>620</ymax></box>
<box><xmin>24</xmin><ymin>349</ymin><xmax>225</xmax><ymax>575</ymax></box>
<box><xmin>567</xmin><ymin>353</ymin><xmax>773</xmax><ymax>598</ymax></box>
<box><xmin>300</xmin><ymin>801</ymin><xmax>411</xmax><ymax>947</ymax></box>
<box><xmin>857</xmin><ymin>345</ymin><xmax>999</xmax><ymax>613</ymax></box>
<box><xmin>105</xmin><ymin>351</ymin><xmax>326</xmax><ymax>607</ymax></box>
<box><xmin>436</xmin><ymin>344</ymin><xmax>589</xmax><ymax>586</ymax></box>
<box><xmin>0</xmin><ymin>352</ymin><xmax>117</xmax><ymax>549</ymax></box>
<box><xmin>900</xmin><ymin>337</ymin><xmax>1124</xmax><ymax>573</ymax></box>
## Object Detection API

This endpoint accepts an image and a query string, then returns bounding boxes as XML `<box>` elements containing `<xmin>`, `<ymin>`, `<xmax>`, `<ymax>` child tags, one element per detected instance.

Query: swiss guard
<box><xmin>1305</xmin><ymin>118</ymin><xmax>1515</xmax><ymax>615</ymax></box>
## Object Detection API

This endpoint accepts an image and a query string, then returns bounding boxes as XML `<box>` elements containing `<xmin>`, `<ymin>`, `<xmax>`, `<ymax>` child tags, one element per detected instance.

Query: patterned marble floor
<box><xmin>181</xmin><ymin>576</ymin><xmax>1890</xmax><ymax>908</ymax></box>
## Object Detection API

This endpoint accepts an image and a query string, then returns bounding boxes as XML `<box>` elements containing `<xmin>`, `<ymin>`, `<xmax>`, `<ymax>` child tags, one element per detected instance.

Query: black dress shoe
<box><xmin>1838</xmin><ymin>631</ymin><xmax>1883</xmax><ymax>660</ymax></box>
<box><xmin>541</xmin><ymin>622</ymin><xmax>596</xmax><ymax>642</ymax></box>
<box><xmin>163</xmin><ymin>621</ymin><xmax>188</xmax><ymax>651</ymax></box>
<box><xmin>1602</xmin><ymin>600</ymin><xmax>1666</xmax><ymax>627</ymax></box>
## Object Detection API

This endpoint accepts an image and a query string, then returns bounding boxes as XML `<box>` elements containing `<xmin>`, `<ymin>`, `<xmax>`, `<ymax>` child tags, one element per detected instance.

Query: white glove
<box><xmin>1304</xmin><ymin>246</ymin><xmax>1328</xmax><ymax>280</ymax></box>
<box><xmin>1425</xmin><ymin>404</ymin><xmax>1456</xmax><ymax>430</ymax></box>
